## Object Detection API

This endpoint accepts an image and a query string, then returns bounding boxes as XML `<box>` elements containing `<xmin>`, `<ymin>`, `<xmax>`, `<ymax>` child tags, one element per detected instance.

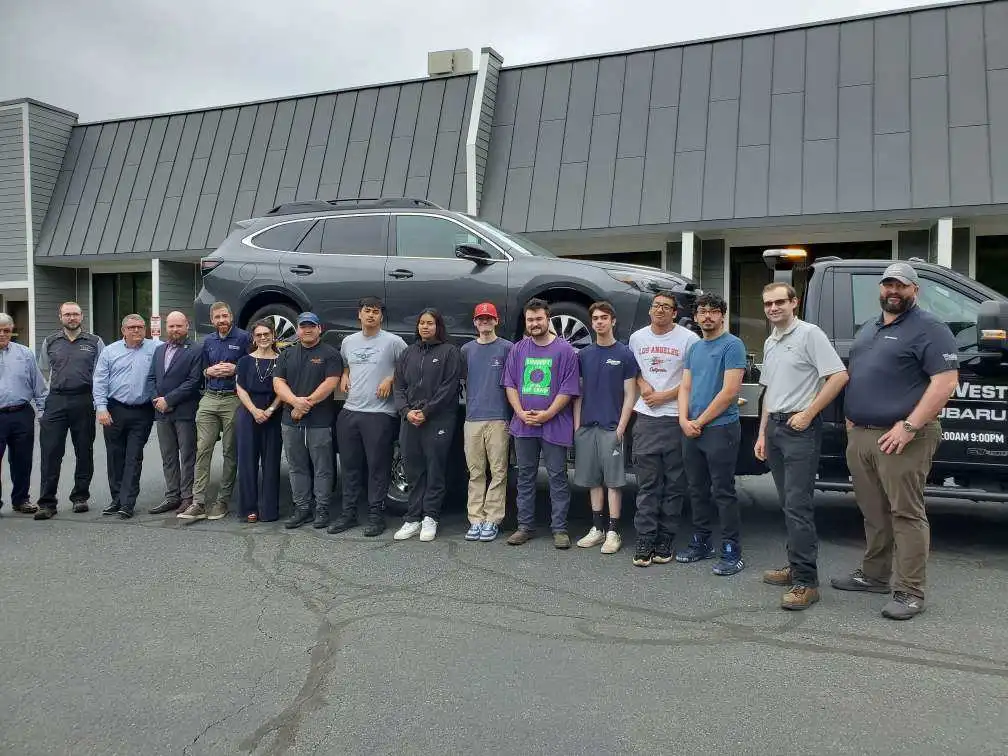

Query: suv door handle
<box><xmin>289</xmin><ymin>265</ymin><xmax>314</xmax><ymax>275</ymax></box>
<box><xmin>388</xmin><ymin>268</ymin><xmax>414</xmax><ymax>279</ymax></box>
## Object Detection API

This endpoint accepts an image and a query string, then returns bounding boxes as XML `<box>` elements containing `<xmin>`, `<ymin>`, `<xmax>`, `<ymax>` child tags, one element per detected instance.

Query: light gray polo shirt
<box><xmin>759</xmin><ymin>318</ymin><xmax>845</xmax><ymax>413</ymax></box>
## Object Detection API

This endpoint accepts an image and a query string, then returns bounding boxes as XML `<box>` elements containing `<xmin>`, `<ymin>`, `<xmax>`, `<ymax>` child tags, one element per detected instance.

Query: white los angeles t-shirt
<box><xmin>628</xmin><ymin>324</ymin><xmax>700</xmax><ymax>417</ymax></box>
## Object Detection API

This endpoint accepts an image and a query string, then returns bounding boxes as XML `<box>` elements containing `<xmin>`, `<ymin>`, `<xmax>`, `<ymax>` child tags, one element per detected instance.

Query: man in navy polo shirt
<box><xmin>832</xmin><ymin>262</ymin><xmax>958</xmax><ymax>620</ymax></box>
<box><xmin>179</xmin><ymin>301</ymin><xmax>250</xmax><ymax>523</ymax></box>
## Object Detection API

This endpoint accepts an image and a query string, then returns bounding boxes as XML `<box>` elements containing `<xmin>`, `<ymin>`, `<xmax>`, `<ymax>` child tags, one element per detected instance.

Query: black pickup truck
<box><xmin>739</xmin><ymin>251</ymin><xmax>1008</xmax><ymax>504</ymax></box>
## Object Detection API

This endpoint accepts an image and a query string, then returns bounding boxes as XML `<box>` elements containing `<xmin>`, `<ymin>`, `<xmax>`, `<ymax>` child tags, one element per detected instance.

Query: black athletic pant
<box><xmin>632</xmin><ymin>414</ymin><xmax>687</xmax><ymax>543</ymax></box>
<box><xmin>336</xmin><ymin>409</ymin><xmax>399</xmax><ymax>518</ymax></box>
<box><xmin>38</xmin><ymin>391</ymin><xmax>96</xmax><ymax>508</ymax></box>
<box><xmin>0</xmin><ymin>404</ymin><xmax>35</xmax><ymax>507</ymax></box>
<box><xmin>104</xmin><ymin>400</ymin><xmax>154</xmax><ymax>514</ymax></box>
<box><xmin>401</xmin><ymin>413</ymin><xmax>455</xmax><ymax>522</ymax></box>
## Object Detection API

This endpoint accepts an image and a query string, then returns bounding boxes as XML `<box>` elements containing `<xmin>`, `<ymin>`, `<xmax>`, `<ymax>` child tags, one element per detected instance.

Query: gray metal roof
<box><xmin>35</xmin><ymin>74</ymin><xmax>475</xmax><ymax>257</ymax></box>
<box><xmin>480</xmin><ymin>0</ymin><xmax>1008</xmax><ymax>232</ymax></box>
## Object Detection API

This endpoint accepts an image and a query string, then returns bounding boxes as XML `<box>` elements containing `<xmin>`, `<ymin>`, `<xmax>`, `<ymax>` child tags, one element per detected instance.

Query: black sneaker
<box><xmin>363</xmin><ymin>516</ymin><xmax>386</xmax><ymax>537</ymax></box>
<box><xmin>675</xmin><ymin>534</ymin><xmax>716</xmax><ymax>563</ymax></box>
<box><xmin>652</xmin><ymin>534</ymin><xmax>675</xmax><ymax>564</ymax></box>
<box><xmin>72</xmin><ymin>501</ymin><xmax>90</xmax><ymax>514</ymax></box>
<box><xmin>327</xmin><ymin>514</ymin><xmax>358</xmax><ymax>534</ymax></box>
<box><xmin>633</xmin><ymin>540</ymin><xmax>654</xmax><ymax>567</ymax></box>
<box><xmin>881</xmin><ymin>591</ymin><xmax>926</xmax><ymax>620</ymax></box>
<box><xmin>284</xmin><ymin>507</ymin><xmax>313</xmax><ymax>529</ymax></box>
<box><xmin>102</xmin><ymin>503</ymin><xmax>121</xmax><ymax>516</ymax></box>
<box><xmin>830</xmin><ymin>569</ymin><xmax>890</xmax><ymax>594</ymax></box>
<box><xmin>33</xmin><ymin>506</ymin><xmax>57</xmax><ymax>521</ymax></box>
<box><xmin>118</xmin><ymin>508</ymin><xmax>134</xmax><ymax>520</ymax></box>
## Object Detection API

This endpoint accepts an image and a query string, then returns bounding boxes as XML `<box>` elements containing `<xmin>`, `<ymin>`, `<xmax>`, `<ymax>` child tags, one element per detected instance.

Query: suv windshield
<box><xmin>465</xmin><ymin>217</ymin><xmax>557</xmax><ymax>258</ymax></box>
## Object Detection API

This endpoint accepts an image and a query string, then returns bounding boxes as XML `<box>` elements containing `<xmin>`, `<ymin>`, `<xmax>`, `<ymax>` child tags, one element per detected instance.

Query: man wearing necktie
<box><xmin>147</xmin><ymin>312</ymin><xmax>203</xmax><ymax>515</ymax></box>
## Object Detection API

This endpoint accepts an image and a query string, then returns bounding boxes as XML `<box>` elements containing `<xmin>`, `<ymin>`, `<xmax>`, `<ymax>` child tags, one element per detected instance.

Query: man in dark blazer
<box><xmin>147</xmin><ymin>311</ymin><xmax>203</xmax><ymax>515</ymax></box>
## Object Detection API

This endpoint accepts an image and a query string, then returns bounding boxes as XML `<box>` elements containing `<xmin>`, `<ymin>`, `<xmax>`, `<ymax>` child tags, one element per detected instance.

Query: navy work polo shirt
<box><xmin>844</xmin><ymin>305</ymin><xmax>958</xmax><ymax>427</ymax></box>
<box><xmin>201</xmin><ymin>327</ymin><xmax>251</xmax><ymax>391</ymax></box>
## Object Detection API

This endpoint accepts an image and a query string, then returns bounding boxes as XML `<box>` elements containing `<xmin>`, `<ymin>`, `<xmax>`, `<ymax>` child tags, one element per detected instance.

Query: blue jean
<box><xmin>514</xmin><ymin>436</ymin><xmax>570</xmax><ymax>533</ymax></box>
<box><xmin>683</xmin><ymin>421</ymin><xmax>741</xmax><ymax>547</ymax></box>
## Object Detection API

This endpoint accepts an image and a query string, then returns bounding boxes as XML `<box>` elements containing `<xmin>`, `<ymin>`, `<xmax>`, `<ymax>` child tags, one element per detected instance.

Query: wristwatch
<box><xmin>902</xmin><ymin>420</ymin><xmax>918</xmax><ymax>433</ymax></box>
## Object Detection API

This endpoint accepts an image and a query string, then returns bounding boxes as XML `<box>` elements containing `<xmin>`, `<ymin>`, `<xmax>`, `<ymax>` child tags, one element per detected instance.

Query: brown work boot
<box><xmin>507</xmin><ymin>528</ymin><xmax>534</xmax><ymax>546</ymax></box>
<box><xmin>781</xmin><ymin>585</ymin><xmax>820</xmax><ymax>611</ymax></box>
<box><xmin>762</xmin><ymin>565</ymin><xmax>793</xmax><ymax>586</ymax></box>
<box><xmin>553</xmin><ymin>532</ymin><xmax>571</xmax><ymax>549</ymax></box>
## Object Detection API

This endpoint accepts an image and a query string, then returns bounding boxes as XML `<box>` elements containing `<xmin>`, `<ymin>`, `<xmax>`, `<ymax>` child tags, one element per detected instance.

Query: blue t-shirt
<box><xmin>461</xmin><ymin>337</ymin><xmax>513</xmax><ymax>421</ymax></box>
<box><xmin>684</xmin><ymin>332</ymin><xmax>747</xmax><ymax>427</ymax></box>
<box><xmin>578</xmin><ymin>341</ymin><xmax>637</xmax><ymax>430</ymax></box>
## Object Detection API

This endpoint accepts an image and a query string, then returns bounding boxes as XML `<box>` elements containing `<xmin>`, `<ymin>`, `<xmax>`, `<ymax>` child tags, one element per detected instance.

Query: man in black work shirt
<box><xmin>35</xmin><ymin>301</ymin><xmax>105</xmax><ymax>519</ymax></box>
<box><xmin>273</xmin><ymin>312</ymin><xmax>343</xmax><ymax>530</ymax></box>
<box><xmin>832</xmin><ymin>262</ymin><xmax>959</xmax><ymax>621</ymax></box>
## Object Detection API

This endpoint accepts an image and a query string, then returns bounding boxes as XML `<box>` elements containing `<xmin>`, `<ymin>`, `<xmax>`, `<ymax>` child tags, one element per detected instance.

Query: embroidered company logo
<box><xmin>228</xmin><ymin>344</ymin><xmax>241</xmax><ymax>350</ymax></box>
<box><xmin>437</xmin><ymin>428</ymin><xmax>446</xmax><ymax>436</ymax></box>
<box><xmin>432</xmin><ymin>358</ymin><xmax>439</xmax><ymax>364</ymax></box>
<box><xmin>491</xmin><ymin>358</ymin><xmax>503</xmax><ymax>368</ymax></box>
<box><xmin>605</xmin><ymin>359</ymin><xmax>622</xmax><ymax>366</ymax></box>
<box><xmin>943</xmin><ymin>353</ymin><xmax>958</xmax><ymax>362</ymax></box>
<box><xmin>310</xmin><ymin>358</ymin><xmax>323</xmax><ymax>364</ymax></box>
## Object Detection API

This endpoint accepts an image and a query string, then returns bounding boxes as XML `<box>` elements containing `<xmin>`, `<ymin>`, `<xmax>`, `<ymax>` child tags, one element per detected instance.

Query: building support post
<box><xmin>935</xmin><ymin>217</ymin><xmax>953</xmax><ymax>268</ymax></box>
<box><xmin>681</xmin><ymin>231</ymin><xmax>697</xmax><ymax>280</ymax></box>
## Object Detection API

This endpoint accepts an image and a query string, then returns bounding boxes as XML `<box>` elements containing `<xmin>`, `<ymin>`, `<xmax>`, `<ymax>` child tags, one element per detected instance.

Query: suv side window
<box><xmin>311</xmin><ymin>216</ymin><xmax>387</xmax><ymax>256</ymax></box>
<box><xmin>851</xmin><ymin>273</ymin><xmax>981</xmax><ymax>353</ymax></box>
<box><xmin>395</xmin><ymin>215</ymin><xmax>495</xmax><ymax>259</ymax></box>
<box><xmin>251</xmin><ymin>220</ymin><xmax>315</xmax><ymax>251</ymax></box>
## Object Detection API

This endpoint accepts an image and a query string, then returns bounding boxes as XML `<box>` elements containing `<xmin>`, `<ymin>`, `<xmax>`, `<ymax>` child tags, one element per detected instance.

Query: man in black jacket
<box><xmin>147</xmin><ymin>311</ymin><xmax>203</xmax><ymax>515</ymax></box>
<box><xmin>392</xmin><ymin>308</ymin><xmax>462</xmax><ymax>542</ymax></box>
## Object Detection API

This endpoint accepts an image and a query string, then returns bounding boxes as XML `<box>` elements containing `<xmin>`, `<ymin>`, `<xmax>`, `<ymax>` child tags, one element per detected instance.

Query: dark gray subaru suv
<box><xmin>195</xmin><ymin>197</ymin><xmax>698</xmax><ymax>347</ymax></box>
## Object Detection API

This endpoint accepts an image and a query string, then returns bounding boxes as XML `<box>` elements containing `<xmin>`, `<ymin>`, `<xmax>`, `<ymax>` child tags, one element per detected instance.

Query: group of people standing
<box><xmin>1</xmin><ymin>259</ymin><xmax>956</xmax><ymax>621</ymax></box>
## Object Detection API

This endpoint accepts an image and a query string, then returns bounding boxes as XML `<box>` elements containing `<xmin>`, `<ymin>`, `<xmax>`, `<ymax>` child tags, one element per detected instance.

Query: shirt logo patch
<box><xmin>491</xmin><ymin>358</ymin><xmax>503</xmax><ymax>367</ymax></box>
<box><xmin>310</xmin><ymin>358</ymin><xmax>323</xmax><ymax>364</ymax></box>
<box><xmin>605</xmin><ymin>359</ymin><xmax>622</xmax><ymax>366</ymax></box>
<box><xmin>79</xmin><ymin>345</ymin><xmax>95</xmax><ymax>353</ymax></box>
<box><xmin>522</xmin><ymin>357</ymin><xmax>553</xmax><ymax>396</ymax></box>
<box><xmin>884</xmin><ymin>336</ymin><xmax>898</xmax><ymax>340</ymax></box>
<box><xmin>432</xmin><ymin>358</ymin><xmax>439</xmax><ymax>363</ymax></box>
<box><xmin>351</xmin><ymin>347</ymin><xmax>378</xmax><ymax>364</ymax></box>
<box><xmin>228</xmin><ymin>344</ymin><xmax>241</xmax><ymax>350</ymax></box>
<box><xmin>943</xmin><ymin>353</ymin><xmax>957</xmax><ymax>362</ymax></box>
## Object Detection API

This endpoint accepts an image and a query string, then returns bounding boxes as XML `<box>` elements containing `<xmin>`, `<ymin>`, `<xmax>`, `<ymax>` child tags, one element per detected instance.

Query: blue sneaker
<box><xmin>479</xmin><ymin>522</ymin><xmax>499</xmax><ymax>542</ymax></box>
<box><xmin>712</xmin><ymin>541</ymin><xmax>745</xmax><ymax>576</ymax></box>
<box><xmin>674</xmin><ymin>534</ymin><xmax>716</xmax><ymax>563</ymax></box>
<box><xmin>465</xmin><ymin>522</ymin><xmax>484</xmax><ymax>541</ymax></box>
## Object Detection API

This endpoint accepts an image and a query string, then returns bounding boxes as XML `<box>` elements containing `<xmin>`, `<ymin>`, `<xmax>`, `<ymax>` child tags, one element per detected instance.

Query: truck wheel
<box><xmin>548</xmin><ymin>302</ymin><xmax>593</xmax><ymax>349</ymax></box>
<box><xmin>245</xmin><ymin>303</ymin><xmax>299</xmax><ymax>349</ymax></box>
<box><xmin>385</xmin><ymin>440</ymin><xmax>410</xmax><ymax>515</ymax></box>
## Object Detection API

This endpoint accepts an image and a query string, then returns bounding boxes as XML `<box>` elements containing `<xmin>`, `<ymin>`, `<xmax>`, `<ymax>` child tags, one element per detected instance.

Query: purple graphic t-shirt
<box><xmin>502</xmin><ymin>336</ymin><xmax>581</xmax><ymax>447</ymax></box>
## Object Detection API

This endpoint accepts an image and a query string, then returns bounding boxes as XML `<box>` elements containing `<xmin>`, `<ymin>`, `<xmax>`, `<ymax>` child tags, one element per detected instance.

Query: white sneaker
<box><xmin>393</xmin><ymin>521</ymin><xmax>422</xmax><ymax>540</ymax></box>
<box><xmin>601</xmin><ymin>530</ymin><xmax>622</xmax><ymax>554</ymax></box>
<box><xmin>419</xmin><ymin>516</ymin><xmax>438</xmax><ymax>542</ymax></box>
<box><xmin>576</xmin><ymin>526</ymin><xmax>606</xmax><ymax>548</ymax></box>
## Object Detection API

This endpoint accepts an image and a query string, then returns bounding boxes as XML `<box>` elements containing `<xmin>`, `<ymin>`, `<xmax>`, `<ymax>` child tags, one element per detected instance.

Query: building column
<box><xmin>151</xmin><ymin>258</ymin><xmax>161</xmax><ymax>338</ymax></box>
<box><xmin>465</xmin><ymin>47</ymin><xmax>504</xmax><ymax>215</ymax></box>
<box><xmin>934</xmin><ymin>217</ymin><xmax>953</xmax><ymax>268</ymax></box>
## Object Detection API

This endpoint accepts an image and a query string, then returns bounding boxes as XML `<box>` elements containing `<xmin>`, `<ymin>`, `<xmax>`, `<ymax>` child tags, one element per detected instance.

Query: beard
<box><xmin>880</xmin><ymin>293</ymin><xmax>913</xmax><ymax>314</ymax></box>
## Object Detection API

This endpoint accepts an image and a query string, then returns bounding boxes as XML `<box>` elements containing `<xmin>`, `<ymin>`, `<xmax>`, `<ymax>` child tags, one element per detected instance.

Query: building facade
<box><xmin>2</xmin><ymin>0</ymin><xmax>1007</xmax><ymax>357</ymax></box>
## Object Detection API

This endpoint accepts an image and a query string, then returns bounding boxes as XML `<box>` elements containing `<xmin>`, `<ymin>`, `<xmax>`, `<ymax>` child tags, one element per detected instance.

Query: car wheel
<box><xmin>385</xmin><ymin>440</ymin><xmax>410</xmax><ymax>515</ymax></box>
<box><xmin>246</xmin><ymin>303</ymin><xmax>299</xmax><ymax>349</ymax></box>
<box><xmin>549</xmin><ymin>302</ymin><xmax>593</xmax><ymax>349</ymax></box>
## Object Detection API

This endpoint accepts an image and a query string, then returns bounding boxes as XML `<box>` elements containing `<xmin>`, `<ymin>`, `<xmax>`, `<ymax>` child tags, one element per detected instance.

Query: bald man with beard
<box><xmin>146</xmin><ymin>312</ymin><xmax>203</xmax><ymax>515</ymax></box>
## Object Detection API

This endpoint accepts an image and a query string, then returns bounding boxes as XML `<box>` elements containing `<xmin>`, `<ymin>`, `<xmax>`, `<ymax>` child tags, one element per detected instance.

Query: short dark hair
<box><xmin>652</xmin><ymin>290</ymin><xmax>678</xmax><ymax>308</ymax></box>
<box><xmin>415</xmin><ymin>307</ymin><xmax>447</xmax><ymax>343</ymax></box>
<box><xmin>695</xmin><ymin>292</ymin><xmax>728</xmax><ymax>314</ymax></box>
<box><xmin>358</xmin><ymin>296</ymin><xmax>384</xmax><ymax>312</ymax></box>
<box><xmin>524</xmin><ymin>298</ymin><xmax>550</xmax><ymax>317</ymax></box>
<box><xmin>762</xmin><ymin>282</ymin><xmax>798</xmax><ymax>300</ymax></box>
<box><xmin>589</xmin><ymin>300</ymin><xmax>615</xmax><ymax>319</ymax></box>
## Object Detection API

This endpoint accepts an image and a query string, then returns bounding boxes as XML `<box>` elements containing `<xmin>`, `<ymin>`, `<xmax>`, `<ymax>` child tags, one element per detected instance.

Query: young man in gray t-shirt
<box><xmin>328</xmin><ymin>297</ymin><xmax>407</xmax><ymax>537</ymax></box>
<box><xmin>460</xmin><ymin>302</ymin><xmax>512</xmax><ymax>542</ymax></box>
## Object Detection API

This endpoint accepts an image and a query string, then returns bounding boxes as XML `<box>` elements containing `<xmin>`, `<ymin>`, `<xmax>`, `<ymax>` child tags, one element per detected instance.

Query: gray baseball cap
<box><xmin>880</xmin><ymin>261</ymin><xmax>919</xmax><ymax>285</ymax></box>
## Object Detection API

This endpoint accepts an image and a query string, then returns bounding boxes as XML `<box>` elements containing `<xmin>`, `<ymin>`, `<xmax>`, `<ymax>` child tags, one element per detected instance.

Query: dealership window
<box><xmin>976</xmin><ymin>236</ymin><xmax>1008</xmax><ymax>297</ymax></box>
<box><xmin>395</xmin><ymin>215</ymin><xmax>489</xmax><ymax>259</ymax></box>
<box><xmin>92</xmin><ymin>272</ymin><xmax>152</xmax><ymax>344</ymax></box>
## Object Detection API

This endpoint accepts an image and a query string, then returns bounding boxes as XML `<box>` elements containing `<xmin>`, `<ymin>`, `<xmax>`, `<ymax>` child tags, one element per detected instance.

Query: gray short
<box><xmin>573</xmin><ymin>425</ymin><xmax>627</xmax><ymax>489</ymax></box>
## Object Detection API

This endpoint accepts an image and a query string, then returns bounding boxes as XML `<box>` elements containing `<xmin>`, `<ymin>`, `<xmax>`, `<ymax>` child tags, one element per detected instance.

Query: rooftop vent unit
<box><xmin>428</xmin><ymin>48</ymin><xmax>474</xmax><ymax>77</ymax></box>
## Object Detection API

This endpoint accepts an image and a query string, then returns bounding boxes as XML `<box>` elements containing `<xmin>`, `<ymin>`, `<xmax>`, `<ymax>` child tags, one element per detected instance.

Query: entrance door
<box><xmin>92</xmin><ymin>272</ymin><xmax>153</xmax><ymax>343</ymax></box>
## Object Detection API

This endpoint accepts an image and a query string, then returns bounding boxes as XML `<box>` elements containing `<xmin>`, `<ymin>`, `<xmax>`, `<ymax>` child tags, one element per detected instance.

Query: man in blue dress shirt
<box><xmin>93</xmin><ymin>314</ymin><xmax>161</xmax><ymax>519</ymax></box>
<box><xmin>0</xmin><ymin>312</ymin><xmax>47</xmax><ymax>515</ymax></box>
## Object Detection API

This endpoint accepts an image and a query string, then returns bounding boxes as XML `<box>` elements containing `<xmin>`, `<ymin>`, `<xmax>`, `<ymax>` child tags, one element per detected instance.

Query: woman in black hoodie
<box><xmin>392</xmin><ymin>308</ymin><xmax>462</xmax><ymax>543</ymax></box>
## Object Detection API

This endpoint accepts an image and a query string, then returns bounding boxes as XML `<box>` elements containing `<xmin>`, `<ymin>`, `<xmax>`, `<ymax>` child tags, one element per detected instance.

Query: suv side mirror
<box><xmin>978</xmin><ymin>300</ymin><xmax>1008</xmax><ymax>366</ymax></box>
<box><xmin>456</xmin><ymin>244</ymin><xmax>493</xmax><ymax>265</ymax></box>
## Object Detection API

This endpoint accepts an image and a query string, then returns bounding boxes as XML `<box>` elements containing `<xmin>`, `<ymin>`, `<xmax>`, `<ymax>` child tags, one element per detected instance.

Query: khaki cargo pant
<box><xmin>463</xmin><ymin>420</ymin><xmax>509</xmax><ymax>525</ymax></box>
<box><xmin>845</xmin><ymin>422</ymin><xmax>941</xmax><ymax>598</ymax></box>
<box><xmin>193</xmin><ymin>392</ymin><xmax>241</xmax><ymax>508</ymax></box>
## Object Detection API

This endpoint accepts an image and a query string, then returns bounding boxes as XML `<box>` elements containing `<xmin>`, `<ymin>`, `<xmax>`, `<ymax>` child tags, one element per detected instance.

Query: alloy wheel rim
<box><xmin>551</xmin><ymin>313</ymin><xmax>592</xmax><ymax>349</ymax></box>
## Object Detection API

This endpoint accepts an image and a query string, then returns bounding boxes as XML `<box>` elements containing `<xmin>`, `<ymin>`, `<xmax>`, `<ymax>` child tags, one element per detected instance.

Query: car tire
<box><xmin>548</xmin><ymin>302</ymin><xmax>593</xmax><ymax>349</ymax></box>
<box><xmin>245</xmin><ymin>303</ymin><xmax>300</xmax><ymax>348</ymax></box>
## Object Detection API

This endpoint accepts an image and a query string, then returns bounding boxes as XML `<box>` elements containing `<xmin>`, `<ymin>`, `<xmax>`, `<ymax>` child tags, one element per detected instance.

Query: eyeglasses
<box><xmin>124</xmin><ymin>325</ymin><xmax>145</xmax><ymax>330</ymax></box>
<box><xmin>254</xmin><ymin>332</ymin><xmax>273</xmax><ymax>339</ymax></box>
<box><xmin>695</xmin><ymin>309</ymin><xmax>723</xmax><ymax>317</ymax></box>
<box><xmin>762</xmin><ymin>298</ymin><xmax>791</xmax><ymax>308</ymax></box>
<box><xmin>650</xmin><ymin>303</ymin><xmax>675</xmax><ymax>312</ymax></box>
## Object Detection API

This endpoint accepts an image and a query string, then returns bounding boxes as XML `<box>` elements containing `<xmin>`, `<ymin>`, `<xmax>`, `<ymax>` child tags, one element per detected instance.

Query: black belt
<box><xmin>51</xmin><ymin>387</ymin><xmax>91</xmax><ymax>396</ymax></box>
<box><xmin>205</xmin><ymin>389</ymin><xmax>236</xmax><ymax>396</ymax></box>
<box><xmin>768</xmin><ymin>412</ymin><xmax>797</xmax><ymax>423</ymax></box>
<box><xmin>108</xmin><ymin>398</ymin><xmax>150</xmax><ymax>409</ymax></box>
<box><xmin>0</xmin><ymin>403</ymin><xmax>29</xmax><ymax>414</ymax></box>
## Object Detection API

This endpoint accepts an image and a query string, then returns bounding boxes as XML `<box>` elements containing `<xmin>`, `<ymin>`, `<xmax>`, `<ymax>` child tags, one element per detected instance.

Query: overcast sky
<box><xmin>4</xmin><ymin>0</ymin><xmax>930</xmax><ymax>122</ymax></box>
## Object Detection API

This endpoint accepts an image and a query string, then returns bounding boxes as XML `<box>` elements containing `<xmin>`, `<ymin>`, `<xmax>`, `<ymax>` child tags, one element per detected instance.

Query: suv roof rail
<box><xmin>265</xmin><ymin>196</ymin><xmax>444</xmax><ymax>216</ymax></box>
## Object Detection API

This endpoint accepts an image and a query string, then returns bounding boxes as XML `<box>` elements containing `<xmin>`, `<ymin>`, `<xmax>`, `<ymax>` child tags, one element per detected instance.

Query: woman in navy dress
<box><xmin>235</xmin><ymin>320</ymin><xmax>282</xmax><ymax>522</ymax></box>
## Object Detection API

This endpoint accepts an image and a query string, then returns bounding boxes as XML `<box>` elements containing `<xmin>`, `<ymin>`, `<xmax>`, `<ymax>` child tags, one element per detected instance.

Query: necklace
<box><xmin>254</xmin><ymin>356</ymin><xmax>276</xmax><ymax>383</ymax></box>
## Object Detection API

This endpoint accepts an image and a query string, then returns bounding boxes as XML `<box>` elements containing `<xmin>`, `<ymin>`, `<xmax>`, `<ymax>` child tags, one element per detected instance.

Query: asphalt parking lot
<box><xmin>2</xmin><ymin>431</ymin><xmax>1007</xmax><ymax>755</ymax></box>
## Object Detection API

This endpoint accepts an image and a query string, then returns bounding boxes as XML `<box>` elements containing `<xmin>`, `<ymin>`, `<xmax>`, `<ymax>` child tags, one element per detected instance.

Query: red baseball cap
<box><xmin>473</xmin><ymin>302</ymin><xmax>499</xmax><ymax>319</ymax></box>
